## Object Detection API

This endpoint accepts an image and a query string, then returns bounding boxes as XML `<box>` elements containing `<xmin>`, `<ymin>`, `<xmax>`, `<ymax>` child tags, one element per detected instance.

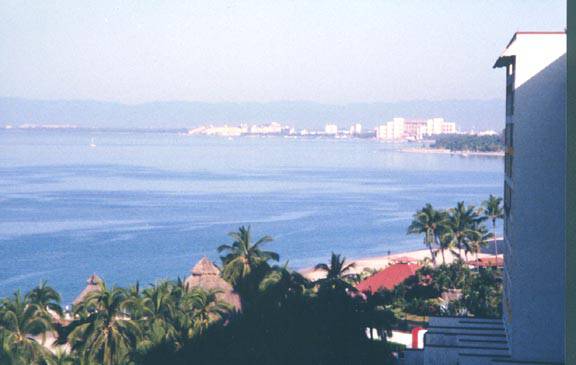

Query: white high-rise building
<box><xmin>495</xmin><ymin>31</ymin><xmax>566</xmax><ymax>364</ymax></box>
<box><xmin>350</xmin><ymin>123</ymin><xmax>362</xmax><ymax>135</ymax></box>
<box><xmin>324</xmin><ymin>124</ymin><xmax>338</xmax><ymax>135</ymax></box>
<box><xmin>424</xmin><ymin>117</ymin><xmax>456</xmax><ymax>136</ymax></box>
<box><xmin>400</xmin><ymin>31</ymin><xmax>567</xmax><ymax>365</ymax></box>
<box><xmin>376</xmin><ymin>117</ymin><xmax>405</xmax><ymax>140</ymax></box>
<box><xmin>441</xmin><ymin>121</ymin><xmax>456</xmax><ymax>134</ymax></box>
<box><xmin>377</xmin><ymin>117</ymin><xmax>456</xmax><ymax>140</ymax></box>
<box><xmin>250</xmin><ymin>122</ymin><xmax>284</xmax><ymax>134</ymax></box>
<box><xmin>391</xmin><ymin>118</ymin><xmax>405</xmax><ymax>139</ymax></box>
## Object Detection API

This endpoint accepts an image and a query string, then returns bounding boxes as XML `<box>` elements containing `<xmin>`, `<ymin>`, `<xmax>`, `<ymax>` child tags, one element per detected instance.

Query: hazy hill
<box><xmin>0</xmin><ymin>97</ymin><xmax>504</xmax><ymax>131</ymax></box>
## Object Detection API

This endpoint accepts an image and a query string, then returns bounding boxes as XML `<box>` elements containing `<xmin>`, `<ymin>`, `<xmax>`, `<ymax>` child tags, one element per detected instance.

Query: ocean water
<box><xmin>0</xmin><ymin>130</ymin><xmax>503</xmax><ymax>304</ymax></box>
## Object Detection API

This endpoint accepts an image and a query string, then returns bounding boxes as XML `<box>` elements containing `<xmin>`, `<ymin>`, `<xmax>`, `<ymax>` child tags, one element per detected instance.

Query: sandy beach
<box><xmin>401</xmin><ymin>147</ymin><xmax>504</xmax><ymax>157</ymax></box>
<box><xmin>300</xmin><ymin>248</ymin><xmax>499</xmax><ymax>281</ymax></box>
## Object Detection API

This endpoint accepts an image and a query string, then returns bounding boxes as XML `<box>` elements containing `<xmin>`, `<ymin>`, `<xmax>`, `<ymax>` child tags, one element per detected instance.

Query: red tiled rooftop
<box><xmin>356</xmin><ymin>263</ymin><xmax>421</xmax><ymax>294</ymax></box>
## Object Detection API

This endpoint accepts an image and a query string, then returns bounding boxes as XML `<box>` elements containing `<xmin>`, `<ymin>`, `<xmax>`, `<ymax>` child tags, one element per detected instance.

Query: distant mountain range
<box><xmin>0</xmin><ymin>97</ymin><xmax>504</xmax><ymax>131</ymax></box>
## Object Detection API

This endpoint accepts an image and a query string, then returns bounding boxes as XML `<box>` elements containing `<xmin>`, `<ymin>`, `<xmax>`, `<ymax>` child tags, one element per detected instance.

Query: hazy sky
<box><xmin>0</xmin><ymin>1</ymin><xmax>565</xmax><ymax>104</ymax></box>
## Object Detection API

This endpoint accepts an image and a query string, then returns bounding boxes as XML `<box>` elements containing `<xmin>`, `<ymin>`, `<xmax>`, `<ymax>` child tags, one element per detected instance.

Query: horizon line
<box><xmin>0</xmin><ymin>96</ymin><xmax>504</xmax><ymax>106</ymax></box>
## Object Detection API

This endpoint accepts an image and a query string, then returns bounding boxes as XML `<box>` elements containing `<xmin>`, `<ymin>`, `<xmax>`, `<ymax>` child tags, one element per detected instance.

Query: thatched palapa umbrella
<box><xmin>185</xmin><ymin>257</ymin><xmax>241</xmax><ymax>311</ymax></box>
<box><xmin>73</xmin><ymin>274</ymin><xmax>103</xmax><ymax>306</ymax></box>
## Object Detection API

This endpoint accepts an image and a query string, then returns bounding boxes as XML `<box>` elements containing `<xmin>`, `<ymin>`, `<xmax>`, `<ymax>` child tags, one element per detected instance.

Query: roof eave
<box><xmin>493</xmin><ymin>55</ymin><xmax>515</xmax><ymax>69</ymax></box>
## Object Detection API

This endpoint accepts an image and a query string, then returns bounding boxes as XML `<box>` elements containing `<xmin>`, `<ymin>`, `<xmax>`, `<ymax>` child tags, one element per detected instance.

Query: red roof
<box><xmin>356</xmin><ymin>263</ymin><xmax>421</xmax><ymax>294</ymax></box>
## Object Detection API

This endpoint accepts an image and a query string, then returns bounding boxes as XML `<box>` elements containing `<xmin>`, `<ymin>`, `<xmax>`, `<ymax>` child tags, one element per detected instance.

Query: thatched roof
<box><xmin>73</xmin><ymin>274</ymin><xmax>102</xmax><ymax>306</ymax></box>
<box><xmin>191</xmin><ymin>256</ymin><xmax>221</xmax><ymax>275</ymax></box>
<box><xmin>185</xmin><ymin>257</ymin><xmax>241</xmax><ymax>311</ymax></box>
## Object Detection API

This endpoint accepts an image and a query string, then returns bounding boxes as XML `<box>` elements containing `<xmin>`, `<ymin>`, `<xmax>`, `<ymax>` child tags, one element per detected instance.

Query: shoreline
<box><xmin>401</xmin><ymin>147</ymin><xmax>504</xmax><ymax>157</ymax></box>
<box><xmin>300</xmin><ymin>248</ymin><xmax>500</xmax><ymax>281</ymax></box>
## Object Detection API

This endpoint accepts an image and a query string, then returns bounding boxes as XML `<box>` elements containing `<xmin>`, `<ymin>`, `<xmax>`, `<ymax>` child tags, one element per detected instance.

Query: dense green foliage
<box><xmin>0</xmin><ymin>291</ymin><xmax>54</xmax><ymax>364</ymax></box>
<box><xmin>397</xmin><ymin>197</ymin><xmax>504</xmax><ymax>318</ymax></box>
<box><xmin>483</xmin><ymin>195</ymin><xmax>504</xmax><ymax>256</ymax></box>
<box><xmin>407</xmin><ymin>203</ymin><xmax>447</xmax><ymax>265</ymax></box>
<box><xmin>1</xmin><ymin>198</ymin><xmax>506</xmax><ymax>364</ymax></box>
<box><xmin>431</xmin><ymin>133</ymin><xmax>504</xmax><ymax>152</ymax></box>
<box><xmin>384</xmin><ymin>263</ymin><xmax>503</xmax><ymax>318</ymax></box>
<box><xmin>0</xmin><ymin>226</ymin><xmax>397</xmax><ymax>364</ymax></box>
<box><xmin>408</xmin><ymin>198</ymin><xmax>503</xmax><ymax>264</ymax></box>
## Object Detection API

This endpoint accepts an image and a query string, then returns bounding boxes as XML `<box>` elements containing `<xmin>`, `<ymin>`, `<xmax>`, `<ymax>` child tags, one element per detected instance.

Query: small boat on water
<box><xmin>89</xmin><ymin>138</ymin><xmax>96</xmax><ymax>148</ymax></box>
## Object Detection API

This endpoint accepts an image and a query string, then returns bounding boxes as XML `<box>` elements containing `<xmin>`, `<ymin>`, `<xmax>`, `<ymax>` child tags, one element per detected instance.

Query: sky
<box><xmin>0</xmin><ymin>1</ymin><xmax>566</xmax><ymax>104</ymax></box>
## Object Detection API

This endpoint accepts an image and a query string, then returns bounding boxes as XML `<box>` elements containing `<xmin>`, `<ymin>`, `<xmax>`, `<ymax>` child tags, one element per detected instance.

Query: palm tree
<box><xmin>314</xmin><ymin>252</ymin><xmax>356</xmax><ymax>290</ymax></box>
<box><xmin>139</xmin><ymin>282</ymin><xmax>178</xmax><ymax>346</ymax></box>
<box><xmin>360</xmin><ymin>291</ymin><xmax>397</xmax><ymax>341</ymax></box>
<box><xmin>67</xmin><ymin>283</ymin><xmax>141</xmax><ymax>365</ymax></box>
<box><xmin>0</xmin><ymin>331</ymin><xmax>16</xmax><ymax>365</ymax></box>
<box><xmin>0</xmin><ymin>290</ymin><xmax>54</xmax><ymax>364</ymax></box>
<box><xmin>46</xmin><ymin>350</ymin><xmax>77</xmax><ymax>365</ymax></box>
<box><xmin>181</xmin><ymin>288</ymin><xmax>231</xmax><ymax>337</ymax></box>
<box><xmin>218</xmin><ymin>225</ymin><xmax>279</xmax><ymax>285</ymax></box>
<box><xmin>446</xmin><ymin>202</ymin><xmax>483</xmax><ymax>261</ymax></box>
<box><xmin>468</xmin><ymin>224</ymin><xmax>494</xmax><ymax>261</ymax></box>
<box><xmin>407</xmin><ymin>203</ymin><xmax>447</xmax><ymax>266</ymax></box>
<box><xmin>122</xmin><ymin>282</ymin><xmax>147</xmax><ymax>321</ymax></box>
<box><xmin>26</xmin><ymin>281</ymin><xmax>63</xmax><ymax>318</ymax></box>
<box><xmin>437</xmin><ymin>231</ymin><xmax>454</xmax><ymax>265</ymax></box>
<box><xmin>259</xmin><ymin>264</ymin><xmax>312</xmax><ymax>299</ymax></box>
<box><xmin>482</xmin><ymin>195</ymin><xmax>504</xmax><ymax>257</ymax></box>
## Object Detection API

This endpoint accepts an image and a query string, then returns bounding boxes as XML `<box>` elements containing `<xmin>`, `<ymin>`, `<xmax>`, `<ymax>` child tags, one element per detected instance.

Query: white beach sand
<box><xmin>300</xmin><ymin>249</ymin><xmax>500</xmax><ymax>281</ymax></box>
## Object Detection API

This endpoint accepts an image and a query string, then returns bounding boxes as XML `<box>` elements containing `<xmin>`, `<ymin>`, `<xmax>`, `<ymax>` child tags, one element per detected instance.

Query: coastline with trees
<box><xmin>0</xmin><ymin>196</ymin><xmax>504</xmax><ymax>364</ymax></box>
<box><xmin>402</xmin><ymin>133</ymin><xmax>505</xmax><ymax>157</ymax></box>
<box><xmin>431</xmin><ymin>134</ymin><xmax>504</xmax><ymax>153</ymax></box>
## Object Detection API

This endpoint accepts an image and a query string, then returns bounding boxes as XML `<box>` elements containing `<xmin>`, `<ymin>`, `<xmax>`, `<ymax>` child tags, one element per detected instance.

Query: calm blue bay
<box><xmin>0</xmin><ymin>130</ymin><xmax>503</xmax><ymax>304</ymax></box>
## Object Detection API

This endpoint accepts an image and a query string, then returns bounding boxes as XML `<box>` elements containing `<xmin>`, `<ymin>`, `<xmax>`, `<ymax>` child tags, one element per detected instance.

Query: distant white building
<box><xmin>441</xmin><ymin>121</ymin><xmax>456</xmax><ymax>134</ymax></box>
<box><xmin>350</xmin><ymin>123</ymin><xmax>362</xmax><ymax>135</ymax></box>
<box><xmin>392</xmin><ymin>118</ymin><xmax>405</xmax><ymax>139</ymax></box>
<box><xmin>425</xmin><ymin>117</ymin><xmax>444</xmax><ymax>135</ymax></box>
<box><xmin>424</xmin><ymin>117</ymin><xmax>456</xmax><ymax>136</ymax></box>
<box><xmin>377</xmin><ymin>117</ymin><xmax>456</xmax><ymax>141</ymax></box>
<box><xmin>250</xmin><ymin>122</ymin><xmax>284</xmax><ymax>134</ymax></box>
<box><xmin>324</xmin><ymin>123</ymin><xmax>338</xmax><ymax>135</ymax></box>
<box><xmin>375</xmin><ymin>124</ymin><xmax>390</xmax><ymax>140</ymax></box>
<box><xmin>376</xmin><ymin>117</ymin><xmax>405</xmax><ymax>140</ymax></box>
<box><xmin>475</xmin><ymin>130</ymin><xmax>499</xmax><ymax>136</ymax></box>
<box><xmin>404</xmin><ymin>120</ymin><xmax>428</xmax><ymax>140</ymax></box>
<box><xmin>188</xmin><ymin>124</ymin><xmax>243</xmax><ymax>137</ymax></box>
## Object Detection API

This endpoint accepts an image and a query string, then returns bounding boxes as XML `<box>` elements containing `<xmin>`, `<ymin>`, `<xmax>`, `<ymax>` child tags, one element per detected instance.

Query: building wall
<box><xmin>378</xmin><ymin>117</ymin><xmax>455</xmax><ymax>140</ymax></box>
<box><xmin>441</xmin><ymin>122</ymin><xmax>456</xmax><ymax>134</ymax></box>
<box><xmin>324</xmin><ymin>124</ymin><xmax>338</xmax><ymax>135</ymax></box>
<box><xmin>507</xmin><ymin>33</ymin><xmax>567</xmax><ymax>89</ymax></box>
<box><xmin>404</xmin><ymin>121</ymin><xmax>427</xmax><ymax>140</ymax></box>
<box><xmin>350</xmin><ymin>123</ymin><xmax>362</xmax><ymax>135</ymax></box>
<box><xmin>425</xmin><ymin>118</ymin><xmax>444</xmax><ymax>135</ymax></box>
<box><xmin>392</xmin><ymin>118</ymin><xmax>405</xmax><ymax>139</ymax></box>
<box><xmin>504</xmin><ymin>53</ymin><xmax>566</xmax><ymax>362</ymax></box>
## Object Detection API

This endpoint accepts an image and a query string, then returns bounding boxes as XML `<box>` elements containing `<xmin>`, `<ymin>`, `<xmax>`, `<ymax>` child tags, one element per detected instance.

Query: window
<box><xmin>504</xmin><ymin>181</ymin><xmax>512</xmax><ymax>217</ymax></box>
<box><xmin>505</xmin><ymin>123</ymin><xmax>514</xmax><ymax>178</ymax></box>
<box><xmin>506</xmin><ymin>62</ymin><xmax>515</xmax><ymax>116</ymax></box>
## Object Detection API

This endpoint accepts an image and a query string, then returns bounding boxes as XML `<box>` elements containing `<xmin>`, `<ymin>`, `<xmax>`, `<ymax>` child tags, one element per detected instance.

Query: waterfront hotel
<box><xmin>401</xmin><ymin>31</ymin><xmax>566</xmax><ymax>365</ymax></box>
